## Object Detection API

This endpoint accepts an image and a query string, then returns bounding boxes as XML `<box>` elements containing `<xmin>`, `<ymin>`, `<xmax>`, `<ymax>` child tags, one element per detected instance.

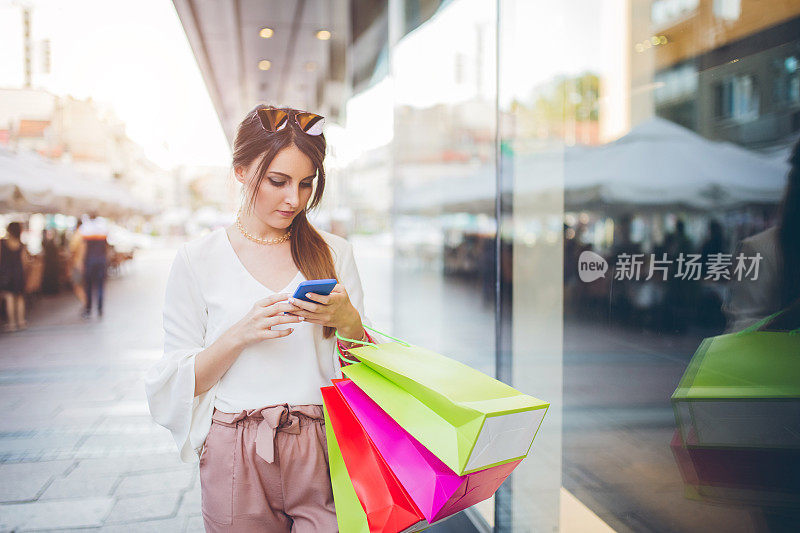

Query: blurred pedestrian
<box><xmin>696</xmin><ymin>219</ymin><xmax>728</xmax><ymax>329</ymax></box>
<box><xmin>663</xmin><ymin>218</ymin><xmax>695</xmax><ymax>333</ymax></box>
<box><xmin>68</xmin><ymin>219</ymin><xmax>87</xmax><ymax>307</ymax></box>
<box><xmin>78</xmin><ymin>212</ymin><xmax>109</xmax><ymax>318</ymax></box>
<box><xmin>664</xmin><ymin>218</ymin><xmax>694</xmax><ymax>257</ymax></box>
<box><xmin>700</xmin><ymin>220</ymin><xmax>726</xmax><ymax>271</ymax></box>
<box><xmin>609</xmin><ymin>213</ymin><xmax>642</xmax><ymax>324</ymax></box>
<box><xmin>0</xmin><ymin>222</ymin><xmax>28</xmax><ymax>332</ymax></box>
<box><xmin>40</xmin><ymin>228</ymin><xmax>60</xmax><ymax>294</ymax></box>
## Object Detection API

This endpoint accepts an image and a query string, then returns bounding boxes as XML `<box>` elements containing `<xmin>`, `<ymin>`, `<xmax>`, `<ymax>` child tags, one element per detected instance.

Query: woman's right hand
<box><xmin>230</xmin><ymin>293</ymin><xmax>304</xmax><ymax>348</ymax></box>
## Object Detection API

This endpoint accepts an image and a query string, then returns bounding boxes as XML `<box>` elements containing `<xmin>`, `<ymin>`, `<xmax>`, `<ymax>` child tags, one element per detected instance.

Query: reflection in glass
<box><xmin>501</xmin><ymin>0</ymin><xmax>800</xmax><ymax>531</ymax></box>
<box><xmin>391</xmin><ymin>0</ymin><xmax>499</xmax><ymax>526</ymax></box>
<box><xmin>346</xmin><ymin>0</ymin><xmax>800</xmax><ymax>530</ymax></box>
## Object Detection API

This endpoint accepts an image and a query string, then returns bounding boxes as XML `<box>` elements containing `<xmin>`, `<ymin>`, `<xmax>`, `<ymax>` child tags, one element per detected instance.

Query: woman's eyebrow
<box><xmin>268</xmin><ymin>171</ymin><xmax>316</xmax><ymax>180</ymax></box>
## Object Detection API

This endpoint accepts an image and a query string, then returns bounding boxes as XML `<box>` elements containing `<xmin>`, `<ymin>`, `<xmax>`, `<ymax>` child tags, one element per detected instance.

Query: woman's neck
<box><xmin>238</xmin><ymin>212</ymin><xmax>290</xmax><ymax>241</ymax></box>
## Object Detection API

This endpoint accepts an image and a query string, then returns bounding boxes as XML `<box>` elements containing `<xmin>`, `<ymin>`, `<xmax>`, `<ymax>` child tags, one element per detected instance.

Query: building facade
<box><xmin>0</xmin><ymin>88</ymin><xmax>171</xmax><ymax>213</ymax></box>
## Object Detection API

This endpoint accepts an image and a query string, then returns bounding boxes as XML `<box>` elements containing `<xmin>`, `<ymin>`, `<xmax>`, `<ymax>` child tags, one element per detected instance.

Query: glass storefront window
<box><xmin>390</xmin><ymin>0</ymin><xmax>499</xmax><ymax>526</ymax></box>
<box><xmin>497</xmin><ymin>0</ymin><xmax>800</xmax><ymax>531</ymax></box>
<box><xmin>342</xmin><ymin>0</ymin><xmax>800</xmax><ymax>530</ymax></box>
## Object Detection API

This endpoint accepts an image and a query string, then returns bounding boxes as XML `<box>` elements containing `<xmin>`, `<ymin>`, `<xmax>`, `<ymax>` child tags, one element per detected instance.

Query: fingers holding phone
<box><xmin>233</xmin><ymin>293</ymin><xmax>305</xmax><ymax>346</ymax></box>
<box><xmin>280</xmin><ymin>278</ymin><xmax>337</xmax><ymax>317</ymax></box>
<box><xmin>286</xmin><ymin>279</ymin><xmax>360</xmax><ymax>331</ymax></box>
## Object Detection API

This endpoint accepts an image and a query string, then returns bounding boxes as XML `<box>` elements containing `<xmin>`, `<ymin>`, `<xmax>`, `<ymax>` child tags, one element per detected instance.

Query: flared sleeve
<box><xmin>144</xmin><ymin>243</ymin><xmax>216</xmax><ymax>463</ymax></box>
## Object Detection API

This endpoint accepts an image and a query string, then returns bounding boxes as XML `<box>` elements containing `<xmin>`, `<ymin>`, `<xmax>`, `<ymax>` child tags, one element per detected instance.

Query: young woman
<box><xmin>1</xmin><ymin>222</ymin><xmax>28</xmax><ymax>332</ymax></box>
<box><xmin>145</xmin><ymin>105</ymin><xmax>377</xmax><ymax>532</ymax></box>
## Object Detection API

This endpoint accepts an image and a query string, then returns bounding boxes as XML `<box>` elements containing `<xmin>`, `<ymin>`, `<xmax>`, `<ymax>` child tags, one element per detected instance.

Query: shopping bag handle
<box><xmin>365</xmin><ymin>324</ymin><xmax>412</xmax><ymax>346</ymax></box>
<box><xmin>335</xmin><ymin>324</ymin><xmax>413</xmax><ymax>364</ymax></box>
<box><xmin>336</xmin><ymin>342</ymin><xmax>363</xmax><ymax>365</ymax></box>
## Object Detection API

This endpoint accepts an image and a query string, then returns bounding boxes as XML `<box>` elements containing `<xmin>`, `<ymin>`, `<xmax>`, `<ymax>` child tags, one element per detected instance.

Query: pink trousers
<box><xmin>199</xmin><ymin>404</ymin><xmax>337</xmax><ymax>532</ymax></box>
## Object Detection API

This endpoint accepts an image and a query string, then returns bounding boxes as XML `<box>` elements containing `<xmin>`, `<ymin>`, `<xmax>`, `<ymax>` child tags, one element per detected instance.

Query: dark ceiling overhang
<box><xmin>172</xmin><ymin>0</ymin><xmax>349</xmax><ymax>146</ymax></box>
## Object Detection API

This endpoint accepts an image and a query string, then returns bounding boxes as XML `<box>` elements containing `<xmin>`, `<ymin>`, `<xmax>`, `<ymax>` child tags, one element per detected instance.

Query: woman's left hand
<box><xmin>287</xmin><ymin>284</ymin><xmax>361</xmax><ymax>334</ymax></box>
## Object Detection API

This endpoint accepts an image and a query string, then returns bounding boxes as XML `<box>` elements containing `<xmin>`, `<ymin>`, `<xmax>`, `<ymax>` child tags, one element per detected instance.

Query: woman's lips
<box><xmin>277</xmin><ymin>210</ymin><xmax>294</xmax><ymax>217</ymax></box>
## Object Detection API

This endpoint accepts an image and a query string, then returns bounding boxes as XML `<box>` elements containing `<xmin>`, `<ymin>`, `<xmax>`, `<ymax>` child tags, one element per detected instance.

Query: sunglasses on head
<box><xmin>256</xmin><ymin>106</ymin><xmax>325</xmax><ymax>136</ymax></box>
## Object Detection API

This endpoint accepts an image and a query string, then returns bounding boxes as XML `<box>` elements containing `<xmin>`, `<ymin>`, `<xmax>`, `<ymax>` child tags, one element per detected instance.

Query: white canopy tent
<box><xmin>0</xmin><ymin>146</ymin><xmax>151</xmax><ymax>217</ymax></box>
<box><xmin>396</xmin><ymin>117</ymin><xmax>790</xmax><ymax>215</ymax></box>
<box><xmin>0</xmin><ymin>147</ymin><xmax>56</xmax><ymax>211</ymax></box>
<box><xmin>560</xmin><ymin>117</ymin><xmax>789</xmax><ymax>212</ymax></box>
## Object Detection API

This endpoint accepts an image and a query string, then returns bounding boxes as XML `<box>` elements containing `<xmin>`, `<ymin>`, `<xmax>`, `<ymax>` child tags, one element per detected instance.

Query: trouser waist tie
<box><xmin>213</xmin><ymin>404</ymin><xmax>324</xmax><ymax>464</ymax></box>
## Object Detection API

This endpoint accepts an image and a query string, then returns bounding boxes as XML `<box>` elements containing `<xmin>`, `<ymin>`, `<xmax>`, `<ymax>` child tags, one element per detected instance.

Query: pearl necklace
<box><xmin>235</xmin><ymin>210</ymin><xmax>292</xmax><ymax>245</ymax></box>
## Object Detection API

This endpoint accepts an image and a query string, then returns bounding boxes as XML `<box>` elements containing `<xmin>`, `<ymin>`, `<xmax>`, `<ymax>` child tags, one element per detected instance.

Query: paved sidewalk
<box><xmin>0</xmin><ymin>236</ymin><xmax>474</xmax><ymax>533</ymax></box>
<box><xmin>0</xmin><ymin>245</ymin><xmax>201</xmax><ymax>532</ymax></box>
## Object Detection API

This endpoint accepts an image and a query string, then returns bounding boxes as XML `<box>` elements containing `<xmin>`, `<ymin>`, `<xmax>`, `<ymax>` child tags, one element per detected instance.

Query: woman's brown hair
<box><xmin>232</xmin><ymin>104</ymin><xmax>338</xmax><ymax>339</ymax></box>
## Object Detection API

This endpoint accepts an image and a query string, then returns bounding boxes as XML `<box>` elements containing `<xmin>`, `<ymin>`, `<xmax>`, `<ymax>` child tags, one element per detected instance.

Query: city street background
<box><xmin>2</xmin><ymin>0</ymin><xmax>799</xmax><ymax>531</ymax></box>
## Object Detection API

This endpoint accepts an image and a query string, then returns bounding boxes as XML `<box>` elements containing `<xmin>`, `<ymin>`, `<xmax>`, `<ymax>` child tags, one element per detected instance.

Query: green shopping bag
<box><xmin>671</xmin><ymin>310</ymin><xmax>800</xmax><ymax>449</ymax></box>
<box><xmin>323</xmin><ymin>401</ymin><xmax>370</xmax><ymax>533</ymax></box>
<box><xmin>336</xmin><ymin>326</ymin><xmax>549</xmax><ymax>476</ymax></box>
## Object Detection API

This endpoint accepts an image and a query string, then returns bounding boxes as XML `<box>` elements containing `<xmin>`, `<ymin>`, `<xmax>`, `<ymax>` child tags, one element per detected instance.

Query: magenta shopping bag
<box><xmin>335</xmin><ymin>378</ymin><xmax>521</xmax><ymax>523</ymax></box>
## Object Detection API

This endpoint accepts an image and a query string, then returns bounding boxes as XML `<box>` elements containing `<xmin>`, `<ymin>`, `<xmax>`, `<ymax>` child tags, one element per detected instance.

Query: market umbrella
<box><xmin>0</xmin><ymin>146</ymin><xmax>57</xmax><ymax>211</ymax></box>
<box><xmin>395</xmin><ymin>118</ymin><xmax>789</xmax><ymax>215</ymax></box>
<box><xmin>561</xmin><ymin>117</ymin><xmax>789</xmax><ymax>212</ymax></box>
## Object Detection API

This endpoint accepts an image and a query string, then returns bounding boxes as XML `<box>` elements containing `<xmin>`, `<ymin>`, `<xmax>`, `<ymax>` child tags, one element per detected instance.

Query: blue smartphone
<box><xmin>292</xmin><ymin>278</ymin><xmax>337</xmax><ymax>303</ymax></box>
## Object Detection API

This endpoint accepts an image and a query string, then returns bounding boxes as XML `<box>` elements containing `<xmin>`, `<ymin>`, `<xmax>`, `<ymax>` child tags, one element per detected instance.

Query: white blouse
<box><xmin>144</xmin><ymin>226</ymin><xmax>374</xmax><ymax>463</ymax></box>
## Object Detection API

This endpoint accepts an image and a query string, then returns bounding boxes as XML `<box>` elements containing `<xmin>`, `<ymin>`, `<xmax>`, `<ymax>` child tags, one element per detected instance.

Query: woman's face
<box><xmin>236</xmin><ymin>144</ymin><xmax>317</xmax><ymax>232</ymax></box>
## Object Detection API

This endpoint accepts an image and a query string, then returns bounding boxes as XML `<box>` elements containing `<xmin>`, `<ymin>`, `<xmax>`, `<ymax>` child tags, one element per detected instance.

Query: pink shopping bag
<box><xmin>334</xmin><ymin>378</ymin><xmax>521</xmax><ymax>523</ymax></box>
